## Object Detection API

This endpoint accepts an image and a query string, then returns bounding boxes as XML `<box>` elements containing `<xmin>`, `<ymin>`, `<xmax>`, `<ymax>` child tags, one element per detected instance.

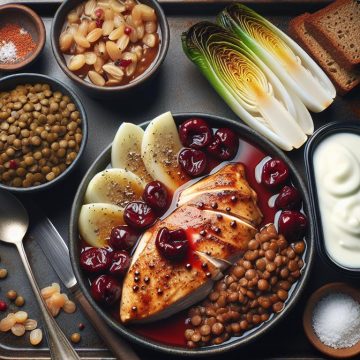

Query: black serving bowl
<box><xmin>304</xmin><ymin>122</ymin><xmax>360</xmax><ymax>277</ymax></box>
<box><xmin>69</xmin><ymin>113</ymin><xmax>314</xmax><ymax>356</ymax></box>
<box><xmin>0</xmin><ymin>73</ymin><xmax>88</xmax><ymax>193</ymax></box>
<box><xmin>51</xmin><ymin>0</ymin><xmax>169</xmax><ymax>96</ymax></box>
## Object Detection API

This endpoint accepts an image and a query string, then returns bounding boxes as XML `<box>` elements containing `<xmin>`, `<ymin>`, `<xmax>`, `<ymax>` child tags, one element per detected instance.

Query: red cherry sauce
<box><xmin>79</xmin><ymin>136</ymin><xmax>277</xmax><ymax>347</ymax></box>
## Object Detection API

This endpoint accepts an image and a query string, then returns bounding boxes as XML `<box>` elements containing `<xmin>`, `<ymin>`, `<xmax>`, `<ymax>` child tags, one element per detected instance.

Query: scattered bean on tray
<box><xmin>0</xmin><ymin>84</ymin><xmax>83</xmax><ymax>188</ymax></box>
<box><xmin>59</xmin><ymin>0</ymin><xmax>160</xmax><ymax>87</ymax></box>
<box><xmin>185</xmin><ymin>224</ymin><xmax>306</xmax><ymax>348</ymax></box>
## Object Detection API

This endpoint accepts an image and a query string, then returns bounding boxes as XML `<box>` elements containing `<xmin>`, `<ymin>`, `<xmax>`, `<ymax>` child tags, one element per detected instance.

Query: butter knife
<box><xmin>30</xmin><ymin>212</ymin><xmax>140</xmax><ymax>360</ymax></box>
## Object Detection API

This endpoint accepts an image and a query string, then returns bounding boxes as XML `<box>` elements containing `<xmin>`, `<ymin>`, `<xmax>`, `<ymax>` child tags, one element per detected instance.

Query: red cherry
<box><xmin>0</xmin><ymin>301</ymin><xmax>7</xmax><ymax>311</ymax></box>
<box><xmin>80</xmin><ymin>248</ymin><xmax>111</xmax><ymax>274</ymax></box>
<box><xmin>275</xmin><ymin>186</ymin><xmax>302</xmax><ymax>210</ymax></box>
<box><xmin>261</xmin><ymin>158</ymin><xmax>289</xmax><ymax>190</ymax></box>
<box><xmin>124</xmin><ymin>201</ymin><xmax>157</xmax><ymax>229</ymax></box>
<box><xmin>109</xmin><ymin>225</ymin><xmax>138</xmax><ymax>250</ymax></box>
<box><xmin>278</xmin><ymin>210</ymin><xmax>307</xmax><ymax>242</ymax></box>
<box><xmin>109</xmin><ymin>251</ymin><xmax>131</xmax><ymax>277</ymax></box>
<box><xmin>207</xmin><ymin>128</ymin><xmax>239</xmax><ymax>160</ymax></box>
<box><xmin>124</xmin><ymin>27</ymin><xmax>132</xmax><ymax>35</ymax></box>
<box><xmin>90</xmin><ymin>275</ymin><xmax>122</xmax><ymax>306</ymax></box>
<box><xmin>143</xmin><ymin>181</ymin><xmax>168</xmax><ymax>212</ymax></box>
<box><xmin>178</xmin><ymin>148</ymin><xmax>207</xmax><ymax>177</ymax></box>
<box><xmin>179</xmin><ymin>118</ymin><xmax>213</xmax><ymax>149</ymax></box>
<box><xmin>155</xmin><ymin>227</ymin><xmax>188</xmax><ymax>261</ymax></box>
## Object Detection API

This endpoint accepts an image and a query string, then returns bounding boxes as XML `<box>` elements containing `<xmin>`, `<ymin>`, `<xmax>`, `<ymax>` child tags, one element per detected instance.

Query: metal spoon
<box><xmin>0</xmin><ymin>190</ymin><xmax>81</xmax><ymax>360</ymax></box>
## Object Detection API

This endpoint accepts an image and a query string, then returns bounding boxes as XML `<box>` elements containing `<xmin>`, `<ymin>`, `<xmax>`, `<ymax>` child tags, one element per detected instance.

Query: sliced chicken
<box><xmin>120</xmin><ymin>163</ymin><xmax>262</xmax><ymax>323</ymax></box>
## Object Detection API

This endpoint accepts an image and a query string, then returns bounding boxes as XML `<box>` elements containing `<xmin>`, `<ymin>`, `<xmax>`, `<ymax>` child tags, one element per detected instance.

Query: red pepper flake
<box><xmin>9</xmin><ymin>160</ymin><xmax>18</xmax><ymax>169</ymax></box>
<box><xmin>124</xmin><ymin>27</ymin><xmax>132</xmax><ymax>35</ymax></box>
<box><xmin>0</xmin><ymin>24</ymin><xmax>36</xmax><ymax>63</ymax></box>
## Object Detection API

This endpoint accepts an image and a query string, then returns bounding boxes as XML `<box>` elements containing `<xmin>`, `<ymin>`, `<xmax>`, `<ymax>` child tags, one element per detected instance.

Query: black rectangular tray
<box><xmin>0</xmin><ymin>1</ymin><xmax>359</xmax><ymax>359</ymax></box>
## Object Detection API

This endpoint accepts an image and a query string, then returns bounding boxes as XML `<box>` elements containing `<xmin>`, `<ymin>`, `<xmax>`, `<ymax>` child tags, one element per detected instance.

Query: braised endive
<box><xmin>218</xmin><ymin>3</ymin><xmax>336</xmax><ymax>113</ymax></box>
<box><xmin>181</xmin><ymin>22</ymin><xmax>311</xmax><ymax>151</ymax></box>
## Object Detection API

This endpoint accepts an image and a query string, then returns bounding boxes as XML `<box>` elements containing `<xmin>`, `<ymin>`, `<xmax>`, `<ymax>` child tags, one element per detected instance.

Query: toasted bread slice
<box><xmin>305</xmin><ymin>0</ymin><xmax>360</xmax><ymax>71</ymax></box>
<box><xmin>289</xmin><ymin>13</ymin><xmax>360</xmax><ymax>95</ymax></box>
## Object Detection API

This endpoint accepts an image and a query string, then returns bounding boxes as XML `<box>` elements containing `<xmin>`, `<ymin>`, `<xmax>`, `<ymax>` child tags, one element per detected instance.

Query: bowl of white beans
<box><xmin>51</xmin><ymin>0</ymin><xmax>169</xmax><ymax>95</ymax></box>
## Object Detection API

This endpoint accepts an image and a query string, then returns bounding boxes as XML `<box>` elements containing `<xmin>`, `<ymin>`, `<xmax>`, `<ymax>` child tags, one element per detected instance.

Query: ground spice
<box><xmin>0</xmin><ymin>23</ymin><xmax>36</xmax><ymax>63</ymax></box>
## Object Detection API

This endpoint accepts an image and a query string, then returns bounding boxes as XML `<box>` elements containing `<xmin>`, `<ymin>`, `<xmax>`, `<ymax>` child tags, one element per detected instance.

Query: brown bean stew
<box><xmin>59</xmin><ymin>0</ymin><xmax>160</xmax><ymax>87</ymax></box>
<box><xmin>79</xmin><ymin>118</ymin><xmax>307</xmax><ymax>347</ymax></box>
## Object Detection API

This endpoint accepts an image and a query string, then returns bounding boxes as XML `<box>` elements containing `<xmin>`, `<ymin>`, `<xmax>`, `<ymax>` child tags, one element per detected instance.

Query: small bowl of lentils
<box><xmin>0</xmin><ymin>73</ymin><xmax>87</xmax><ymax>192</ymax></box>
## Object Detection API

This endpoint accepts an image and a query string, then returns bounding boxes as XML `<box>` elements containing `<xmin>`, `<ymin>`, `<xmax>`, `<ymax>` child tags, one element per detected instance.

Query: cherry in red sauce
<box><xmin>155</xmin><ymin>227</ymin><xmax>189</xmax><ymax>261</ymax></box>
<box><xmin>278</xmin><ymin>210</ymin><xmax>307</xmax><ymax>242</ymax></box>
<box><xmin>275</xmin><ymin>186</ymin><xmax>302</xmax><ymax>210</ymax></box>
<box><xmin>178</xmin><ymin>148</ymin><xmax>207</xmax><ymax>177</ymax></box>
<box><xmin>109</xmin><ymin>225</ymin><xmax>138</xmax><ymax>250</ymax></box>
<box><xmin>91</xmin><ymin>275</ymin><xmax>122</xmax><ymax>306</ymax></box>
<box><xmin>207</xmin><ymin>128</ymin><xmax>239</xmax><ymax>160</ymax></box>
<box><xmin>109</xmin><ymin>251</ymin><xmax>131</xmax><ymax>277</ymax></box>
<box><xmin>124</xmin><ymin>201</ymin><xmax>157</xmax><ymax>229</ymax></box>
<box><xmin>179</xmin><ymin>118</ymin><xmax>213</xmax><ymax>149</ymax></box>
<box><xmin>261</xmin><ymin>158</ymin><xmax>289</xmax><ymax>189</ymax></box>
<box><xmin>80</xmin><ymin>248</ymin><xmax>111</xmax><ymax>274</ymax></box>
<box><xmin>143</xmin><ymin>181</ymin><xmax>168</xmax><ymax>212</ymax></box>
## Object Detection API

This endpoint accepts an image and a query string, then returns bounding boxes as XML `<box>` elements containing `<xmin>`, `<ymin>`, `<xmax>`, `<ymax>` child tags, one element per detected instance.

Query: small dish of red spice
<box><xmin>0</xmin><ymin>4</ymin><xmax>45</xmax><ymax>72</ymax></box>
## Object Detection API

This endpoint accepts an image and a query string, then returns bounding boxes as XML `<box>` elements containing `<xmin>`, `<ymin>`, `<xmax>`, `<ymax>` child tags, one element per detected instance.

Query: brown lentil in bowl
<box><xmin>0</xmin><ymin>82</ymin><xmax>84</xmax><ymax>189</ymax></box>
<box><xmin>185</xmin><ymin>223</ymin><xmax>306</xmax><ymax>348</ymax></box>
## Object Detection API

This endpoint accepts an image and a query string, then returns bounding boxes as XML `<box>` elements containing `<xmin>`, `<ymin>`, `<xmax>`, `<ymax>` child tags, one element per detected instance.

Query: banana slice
<box><xmin>111</xmin><ymin>122</ymin><xmax>153</xmax><ymax>182</ymax></box>
<box><xmin>141</xmin><ymin>112</ymin><xmax>190</xmax><ymax>192</ymax></box>
<box><xmin>78</xmin><ymin>203</ymin><xmax>125</xmax><ymax>248</ymax></box>
<box><xmin>84</xmin><ymin>168</ymin><xmax>145</xmax><ymax>207</ymax></box>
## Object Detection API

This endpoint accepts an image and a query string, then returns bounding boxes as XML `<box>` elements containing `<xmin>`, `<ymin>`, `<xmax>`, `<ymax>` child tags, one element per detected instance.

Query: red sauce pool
<box><xmin>79</xmin><ymin>135</ymin><xmax>279</xmax><ymax>347</ymax></box>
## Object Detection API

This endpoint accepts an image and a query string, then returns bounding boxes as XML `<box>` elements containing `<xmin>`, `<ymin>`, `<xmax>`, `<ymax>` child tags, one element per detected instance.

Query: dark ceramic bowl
<box><xmin>51</xmin><ymin>0</ymin><xmax>169</xmax><ymax>95</ymax></box>
<box><xmin>0</xmin><ymin>4</ymin><xmax>45</xmax><ymax>72</ymax></box>
<box><xmin>69</xmin><ymin>113</ymin><xmax>314</xmax><ymax>356</ymax></box>
<box><xmin>304</xmin><ymin>122</ymin><xmax>360</xmax><ymax>277</ymax></box>
<box><xmin>0</xmin><ymin>73</ymin><xmax>88</xmax><ymax>193</ymax></box>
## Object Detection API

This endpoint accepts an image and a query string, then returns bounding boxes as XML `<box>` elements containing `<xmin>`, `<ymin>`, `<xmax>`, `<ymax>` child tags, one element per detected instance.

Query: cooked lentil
<box><xmin>185</xmin><ymin>224</ymin><xmax>306</xmax><ymax>348</ymax></box>
<box><xmin>0</xmin><ymin>84</ymin><xmax>83</xmax><ymax>188</ymax></box>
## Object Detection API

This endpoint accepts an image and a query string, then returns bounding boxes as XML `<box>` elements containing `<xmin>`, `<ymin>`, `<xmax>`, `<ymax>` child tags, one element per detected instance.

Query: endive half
<box><xmin>218</xmin><ymin>3</ymin><xmax>336</xmax><ymax>113</ymax></box>
<box><xmin>181</xmin><ymin>22</ymin><xmax>311</xmax><ymax>151</ymax></box>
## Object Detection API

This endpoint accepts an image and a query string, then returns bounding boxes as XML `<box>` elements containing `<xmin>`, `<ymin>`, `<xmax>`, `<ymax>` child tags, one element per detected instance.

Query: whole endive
<box><xmin>218</xmin><ymin>3</ymin><xmax>336</xmax><ymax>112</ymax></box>
<box><xmin>182</xmin><ymin>22</ymin><xmax>312</xmax><ymax>151</ymax></box>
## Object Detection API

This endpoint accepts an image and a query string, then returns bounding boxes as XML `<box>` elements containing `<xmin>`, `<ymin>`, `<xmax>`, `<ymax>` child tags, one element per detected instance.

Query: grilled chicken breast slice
<box><xmin>120</xmin><ymin>163</ymin><xmax>262</xmax><ymax>323</ymax></box>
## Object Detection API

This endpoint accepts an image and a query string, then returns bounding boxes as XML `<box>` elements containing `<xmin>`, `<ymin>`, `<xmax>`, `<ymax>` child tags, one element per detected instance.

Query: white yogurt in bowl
<box><xmin>313</xmin><ymin>132</ymin><xmax>360</xmax><ymax>269</ymax></box>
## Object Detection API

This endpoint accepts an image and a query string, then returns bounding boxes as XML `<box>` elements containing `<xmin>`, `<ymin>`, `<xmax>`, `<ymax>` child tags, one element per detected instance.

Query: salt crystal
<box><xmin>0</xmin><ymin>41</ymin><xmax>17</xmax><ymax>63</ymax></box>
<box><xmin>312</xmin><ymin>292</ymin><xmax>360</xmax><ymax>349</ymax></box>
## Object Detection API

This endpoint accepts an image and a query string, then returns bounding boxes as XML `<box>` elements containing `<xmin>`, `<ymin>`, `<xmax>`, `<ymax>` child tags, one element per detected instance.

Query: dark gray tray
<box><xmin>0</xmin><ymin>1</ymin><xmax>359</xmax><ymax>359</ymax></box>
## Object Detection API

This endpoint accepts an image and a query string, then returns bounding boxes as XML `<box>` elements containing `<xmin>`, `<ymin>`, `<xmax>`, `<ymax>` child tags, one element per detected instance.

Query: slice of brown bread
<box><xmin>305</xmin><ymin>0</ymin><xmax>360</xmax><ymax>71</ymax></box>
<box><xmin>289</xmin><ymin>13</ymin><xmax>360</xmax><ymax>96</ymax></box>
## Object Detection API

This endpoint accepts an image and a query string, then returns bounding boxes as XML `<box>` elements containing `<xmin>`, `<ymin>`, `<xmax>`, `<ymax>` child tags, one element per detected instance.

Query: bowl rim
<box><xmin>0</xmin><ymin>4</ymin><xmax>46</xmax><ymax>71</ymax></box>
<box><xmin>304</xmin><ymin>121</ymin><xmax>360</xmax><ymax>276</ymax></box>
<box><xmin>50</xmin><ymin>0</ymin><xmax>170</xmax><ymax>92</ymax></box>
<box><xmin>0</xmin><ymin>72</ymin><xmax>88</xmax><ymax>193</ymax></box>
<box><xmin>69</xmin><ymin>112</ymin><xmax>314</xmax><ymax>356</ymax></box>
